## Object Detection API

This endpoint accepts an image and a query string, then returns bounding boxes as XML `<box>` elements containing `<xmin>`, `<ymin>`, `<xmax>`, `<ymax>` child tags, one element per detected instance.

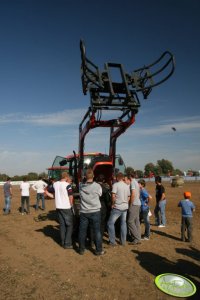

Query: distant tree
<box><xmin>125</xmin><ymin>166</ymin><xmax>135</xmax><ymax>175</ymax></box>
<box><xmin>153</xmin><ymin>165</ymin><xmax>162</xmax><ymax>176</ymax></box>
<box><xmin>0</xmin><ymin>173</ymin><xmax>9</xmax><ymax>181</ymax></box>
<box><xmin>135</xmin><ymin>170</ymin><xmax>144</xmax><ymax>178</ymax></box>
<box><xmin>172</xmin><ymin>169</ymin><xmax>184</xmax><ymax>176</ymax></box>
<box><xmin>144</xmin><ymin>163</ymin><xmax>155</xmax><ymax>177</ymax></box>
<box><xmin>12</xmin><ymin>175</ymin><xmax>22</xmax><ymax>181</ymax></box>
<box><xmin>27</xmin><ymin>172</ymin><xmax>38</xmax><ymax>180</ymax></box>
<box><xmin>39</xmin><ymin>172</ymin><xmax>48</xmax><ymax>179</ymax></box>
<box><xmin>157</xmin><ymin>159</ymin><xmax>174</xmax><ymax>176</ymax></box>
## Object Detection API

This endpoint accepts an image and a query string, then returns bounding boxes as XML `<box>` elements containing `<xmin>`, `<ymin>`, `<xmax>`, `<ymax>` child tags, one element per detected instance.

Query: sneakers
<box><xmin>63</xmin><ymin>245</ymin><xmax>73</xmax><ymax>249</ymax></box>
<box><xmin>120</xmin><ymin>243</ymin><xmax>126</xmax><ymax>246</ymax></box>
<box><xmin>95</xmin><ymin>250</ymin><xmax>106</xmax><ymax>256</ymax></box>
<box><xmin>108</xmin><ymin>242</ymin><xmax>117</xmax><ymax>247</ymax></box>
<box><xmin>128</xmin><ymin>240</ymin><xmax>141</xmax><ymax>245</ymax></box>
<box><xmin>78</xmin><ymin>249</ymin><xmax>85</xmax><ymax>255</ymax></box>
<box><xmin>158</xmin><ymin>224</ymin><xmax>165</xmax><ymax>228</ymax></box>
<box><xmin>141</xmin><ymin>236</ymin><xmax>149</xmax><ymax>240</ymax></box>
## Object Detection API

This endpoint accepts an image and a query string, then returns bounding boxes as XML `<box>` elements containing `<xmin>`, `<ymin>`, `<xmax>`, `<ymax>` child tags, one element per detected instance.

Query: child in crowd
<box><xmin>138</xmin><ymin>179</ymin><xmax>152</xmax><ymax>240</ymax></box>
<box><xmin>178</xmin><ymin>191</ymin><xmax>195</xmax><ymax>242</ymax></box>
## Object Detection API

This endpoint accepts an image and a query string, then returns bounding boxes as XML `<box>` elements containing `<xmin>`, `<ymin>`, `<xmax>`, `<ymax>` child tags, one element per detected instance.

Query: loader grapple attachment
<box><xmin>80</xmin><ymin>40</ymin><xmax>175</xmax><ymax>108</ymax></box>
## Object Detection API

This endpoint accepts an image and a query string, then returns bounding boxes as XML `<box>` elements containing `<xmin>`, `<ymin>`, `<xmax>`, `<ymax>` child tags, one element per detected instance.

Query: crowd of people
<box><xmin>2</xmin><ymin>170</ymin><xmax>195</xmax><ymax>256</ymax></box>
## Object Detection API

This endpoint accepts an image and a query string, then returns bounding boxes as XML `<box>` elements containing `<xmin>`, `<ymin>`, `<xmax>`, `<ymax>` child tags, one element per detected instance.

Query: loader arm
<box><xmin>78</xmin><ymin>40</ymin><xmax>175</xmax><ymax>182</ymax></box>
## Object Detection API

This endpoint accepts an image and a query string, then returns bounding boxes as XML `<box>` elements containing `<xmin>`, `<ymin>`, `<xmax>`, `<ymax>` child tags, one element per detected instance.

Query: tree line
<box><xmin>0</xmin><ymin>158</ymin><xmax>198</xmax><ymax>181</ymax></box>
<box><xmin>126</xmin><ymin>159</ymin><xmax>185</xmax><ymax>178</ymax></box>
<box><xmin>0</xmin><ymin>172</ymin><xmax>48</xmax><ymax>182</ymax></box>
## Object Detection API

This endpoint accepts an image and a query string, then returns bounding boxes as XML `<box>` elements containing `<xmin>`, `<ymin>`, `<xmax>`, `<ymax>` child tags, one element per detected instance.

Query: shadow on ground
<box><xmin>132</xmin><ymin>250</ymin><xmax>200</xmax><ymax>299</ymax></box>
<box><xmin>151</xmin><ymin>228</ymin><xmax>181</xmax><ymax>241</ymax></box>
<box><xmin>36</xmin><ymin>224</ymin><xmax>61</xmax><ymax>245</ymax></box>
<box><xmin>176</xmin><ymin>246</ymin><xmax>200</xmax><ymax>263</ymax></box>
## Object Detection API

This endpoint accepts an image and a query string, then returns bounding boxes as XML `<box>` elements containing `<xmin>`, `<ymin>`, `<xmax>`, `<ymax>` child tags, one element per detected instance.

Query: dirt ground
<box><xmin>0</xmin><ymin>181</ymin><xmax>200</xmax><ymax>300</ymax></box>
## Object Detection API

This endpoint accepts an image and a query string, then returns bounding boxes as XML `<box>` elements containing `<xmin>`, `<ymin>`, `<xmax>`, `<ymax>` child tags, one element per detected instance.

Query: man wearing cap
<box><xmin>178</xmin><ymin>192</ymin><xmax>195</xmax><ymax>242</ymax></box>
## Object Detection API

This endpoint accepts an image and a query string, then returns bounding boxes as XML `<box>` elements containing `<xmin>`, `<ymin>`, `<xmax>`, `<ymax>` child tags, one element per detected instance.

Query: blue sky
<box><xmin>0</xmin><ymin>0</ymin><xmax>200</xmax><ymax>175</ymax></box>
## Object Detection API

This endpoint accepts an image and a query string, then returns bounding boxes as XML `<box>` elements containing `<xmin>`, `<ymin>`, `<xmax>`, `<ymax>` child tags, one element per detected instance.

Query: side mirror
<box><xmin>118</xmin><ymin>157</ymin><xmax>124</xmax><ymax>166</ymax></box>
<box><xmin>59</xmin><ymin>159</ymin><xmax>67</xmax><ymax>166</ymax></box>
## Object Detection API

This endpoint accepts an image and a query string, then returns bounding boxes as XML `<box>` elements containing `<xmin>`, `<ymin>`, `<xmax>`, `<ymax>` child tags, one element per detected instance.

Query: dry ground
<box><xmin>0</xmin><ymin>181</ymin><xmax>200</xmax><ymax>300</ymax></box>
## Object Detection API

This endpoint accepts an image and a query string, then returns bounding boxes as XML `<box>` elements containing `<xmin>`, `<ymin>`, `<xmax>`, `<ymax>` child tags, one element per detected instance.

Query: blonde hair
<box><xmin>86</xmin><ymin>169</ymin><xmax>94</xmax><ymax>180</ymax></box>
<box><xmin>61</xmin><ymin>172</ymin><xmax>69</xmax><ymax>179</ymax></box>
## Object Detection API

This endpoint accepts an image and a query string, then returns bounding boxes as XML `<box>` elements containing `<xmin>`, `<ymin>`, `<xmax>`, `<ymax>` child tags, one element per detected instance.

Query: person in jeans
<box><xmin>138</xmin><ymin>179</ymin><xmax>152</xmax><ymax>240</ymax></box>
<box><xmin>96</xmin><ymin>174</ymin><xmax>111</xmax><ymax>239</ymax></box>
<box><xmin>154</xmin><ymin>176</ymin><xmax>166</xmax><ymax>227</ymax></box>
<box><xmin>107</xmin><ymin>172</ymin><xmax>130</xmax><ymax>246</ymax></box>
<box><xmin>178</xmin><ymin>191</ymin><xmax>195</xmax><ymax>242</ymax></box>
<box><xmin>127</xmin><ymin>172</ymin><xmax>141</xmax><ymax>245</ymax></box>
<box><xmin>32</xmin><ymin>177</ymin><xmax>48</xmax><ymax>211</ymax></box>
<box><xmin>20</xmin><ymin>176</ymin><xmax>30</xmax><ymax>215</ymax></box>
<box><xmin>3</xmin><ymin>177</ymin><xmax>12</xmax><ymax>215</ymax></box>
<box><xmin>53</xmin><ymin>172</ymin><xmax>74</xmax><ymax>249</ymax></box>
<box><xmin>78</xmin><ymin>169</ymin><xmax>104</xmax><ymax>256</ymax></box>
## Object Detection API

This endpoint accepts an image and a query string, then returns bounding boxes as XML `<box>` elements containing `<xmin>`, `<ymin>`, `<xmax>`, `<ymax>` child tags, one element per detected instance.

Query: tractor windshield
<box><xmin>115</xmin><ymin>155</ymin><xmax>126</xmax><ymax>175</ymax></box>
<box><xmin>47</xmin><ymin>156</ymin><xmax>70</xmax><ymax>180</ymax></box>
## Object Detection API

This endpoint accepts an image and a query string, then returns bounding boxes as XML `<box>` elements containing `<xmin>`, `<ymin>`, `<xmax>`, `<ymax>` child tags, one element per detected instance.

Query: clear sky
<box><xmin>0</xmin><ymin>0</ymin><xmax>200</xmax><ymax>176</ymax></box>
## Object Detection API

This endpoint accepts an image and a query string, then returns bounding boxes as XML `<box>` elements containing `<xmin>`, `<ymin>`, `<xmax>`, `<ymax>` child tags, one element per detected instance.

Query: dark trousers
<box><xmin>79</xmin><ymin>211</ymin><xmax>102</xmax><ymax>253</ymax></box>
<box><xmin>90</xmin><ymin>203</ymin><xmax>108</xmax><ymax>244</ymax></box>
<box><xmin>21</xmin><ymin>196</ymin><xmax>30</xmax><ymax>213</ymax></box>
<box><xmin>181</xmin><ymin>216</ymin><xmax>193</xmax><ymax>242</ymax></box>
<box><xmin>100</xmin><ymin>202</ymin><xmax>109</xmax><ymax>238</ymax></box>
<box><xmin>36</xmin><ymin>193</ymin><xmax>45</xmax><ymax>210</ymax></box>
<box><xmin>57</xmin><ymin>209</ymin><xmax>73</xmax><ymax>246</ymax></box>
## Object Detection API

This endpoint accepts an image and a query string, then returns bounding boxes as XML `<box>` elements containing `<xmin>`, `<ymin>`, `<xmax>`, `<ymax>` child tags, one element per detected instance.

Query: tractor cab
<box><xmin>47</xmin><ymin>152</ymin><xmax>126</xmax><ymax>186</ymax></box>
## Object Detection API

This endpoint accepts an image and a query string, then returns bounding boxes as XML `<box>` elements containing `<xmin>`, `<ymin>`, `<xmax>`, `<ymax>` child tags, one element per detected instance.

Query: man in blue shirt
<box><xmin>178</xmin><ymin>191</ymin><xmax>195</xmax><ymax>242</ymax></box>
<box><xmin>138</xmin><ymin>179</ymin><xmax>152</xmax><ymax>240</ymax></box>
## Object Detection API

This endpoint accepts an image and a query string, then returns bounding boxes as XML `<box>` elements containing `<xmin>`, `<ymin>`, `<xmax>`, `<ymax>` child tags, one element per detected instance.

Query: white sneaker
<box><xmin>141</xmin><ymin>236</ymin><xmax>149</xmax><ymax>240</ymax></box>
<box><xmin>158</xmin><ymin>224</ymin><xmax>165</xmax><ymax>228</ymax></box>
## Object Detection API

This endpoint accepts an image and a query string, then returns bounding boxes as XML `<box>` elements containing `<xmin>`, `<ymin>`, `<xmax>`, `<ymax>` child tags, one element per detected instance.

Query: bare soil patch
<box><xmin>0</xmin><ymin>181</ymin><xmax>200</xmax><ymax>300</ymax></box>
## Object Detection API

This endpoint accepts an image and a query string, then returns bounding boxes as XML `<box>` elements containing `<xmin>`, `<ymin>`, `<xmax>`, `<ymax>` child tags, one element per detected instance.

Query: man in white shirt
<box><xmin>32</xmin><ymin>177</ymin><xmax>48</xmax><ymax>211</ymax></box>
<box><xmin>20</xmin><ymin>177</ymin><xmax>30</xmax><ymax>215</ymax></box>
<box><xmin>53</xmin><ymin>172</ymin><xmax>74</xmax><ymax>249</ymax></box>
